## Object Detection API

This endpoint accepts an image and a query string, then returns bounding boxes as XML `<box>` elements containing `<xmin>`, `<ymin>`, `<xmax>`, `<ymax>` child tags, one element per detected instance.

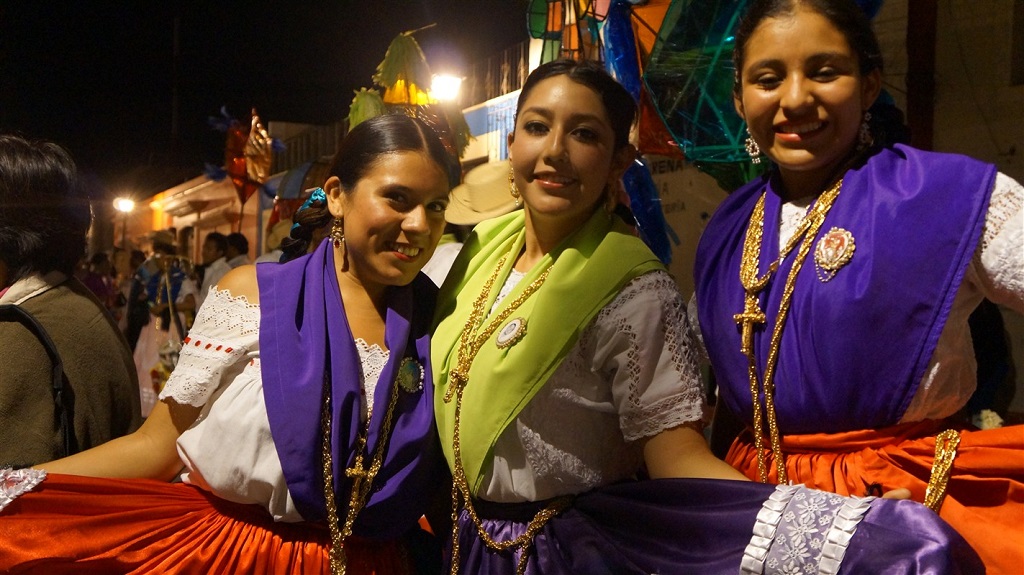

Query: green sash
<box><xmin>432</xmin><ymin>209</ymin><xmax>664</xmax><ymax>492</ymax></box>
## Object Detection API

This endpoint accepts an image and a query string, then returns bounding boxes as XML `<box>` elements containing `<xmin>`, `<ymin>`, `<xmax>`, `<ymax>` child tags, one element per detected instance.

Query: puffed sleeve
<box><xmin>159</xmin><ymin>288</ymin><xmax>260</xmax><ymax>407</ymax></box>
<box><xmin>586</xmin><ymin>270</ymin><xmax>707</xmax><ymax>442</ymax></box>
<box><xmin>973</xmin><ymin>172</ymin><xmax>1024</xmax><ymax>311</ymax></box>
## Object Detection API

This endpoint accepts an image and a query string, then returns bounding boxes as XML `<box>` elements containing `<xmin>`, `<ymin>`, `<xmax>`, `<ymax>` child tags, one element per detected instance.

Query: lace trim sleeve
<box><xmin>974</xmin><ymin>172</ymin><xmax>1024</xmax><ymax>310</ymax></box>
<box><xmin>159</xmin><ymin>287</ymin><xmax>260</xmax><ymax>407</ymax></box>
<box><xmin>586</xmin><ymin>270</ymin><xmax>707</xmax><ymax>441</ymax></box>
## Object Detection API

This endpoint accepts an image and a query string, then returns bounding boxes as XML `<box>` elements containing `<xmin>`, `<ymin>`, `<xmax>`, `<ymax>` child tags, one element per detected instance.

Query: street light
<box><xmin>431</xmin><ymin>74</ymin><xmax>463</xmax><ymax>103</ymax></box>
<box><xmin>113</xmin><ymin>197</ymin><xmax>135</xmax><ymax>248</ymax></box>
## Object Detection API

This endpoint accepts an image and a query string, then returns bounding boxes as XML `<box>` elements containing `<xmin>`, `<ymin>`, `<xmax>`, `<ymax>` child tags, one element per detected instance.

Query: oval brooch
<box><xmin>814</xmin><ymin>226</ymin><xmax>856</xmax><ymax>282</ymax></box>
<box><xmin>397</xmin><ymin>357</ymin><xmax>424</xmax><ymax>393</ymax></box>
<box><xmin>496</xmin><ymin>317</ymin><xmax>527</xmax><ymax>349</ymax></box>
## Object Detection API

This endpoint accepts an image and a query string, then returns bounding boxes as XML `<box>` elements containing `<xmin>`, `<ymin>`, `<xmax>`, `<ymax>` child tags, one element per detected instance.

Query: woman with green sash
<box><xmin>431</xmin><ymin>59</ymin><xmax>982</xmax><ymax>575</ymax></box>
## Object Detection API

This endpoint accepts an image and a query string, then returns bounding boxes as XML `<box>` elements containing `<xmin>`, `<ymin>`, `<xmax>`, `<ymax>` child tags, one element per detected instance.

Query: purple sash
<box><xmin>451</xmin><ymin>479</ymin><xmax>980</xmax><ymax>574</ymax></box>
<box><xmin>695</xmin><ymin>145</ymin><xmax>996</xmax><ymax>433</ymax></box>
<box><xmin>257</xmin><ymin>240</ymin><xmax>441</xmax><ymax>538</ymax></box>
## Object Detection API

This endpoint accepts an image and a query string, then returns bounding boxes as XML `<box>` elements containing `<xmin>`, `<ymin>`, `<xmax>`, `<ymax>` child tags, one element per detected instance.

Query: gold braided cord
<box><xmin>924</xmin><ymin>429</ymin><xmax>961</xmax><ymax>512</ymax></box>
<box><xmin>443</xmin><ymin>252</ymin><xmax>569</xmax><ymax>575</ymax></box>
<box><xmin>321</xmin><ymin>361</ymin><xmax>404</xmax><ymax>575</ymax></box>
<box><xmin>735</xmin><ymin>179</ymin><xmax>844</xmax><ymax>484</ymax></box>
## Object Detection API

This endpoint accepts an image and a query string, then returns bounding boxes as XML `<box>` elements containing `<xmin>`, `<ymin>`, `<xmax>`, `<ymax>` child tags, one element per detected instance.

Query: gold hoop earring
<box><xmin>508</xmin><ymin>164</ymin><xmax>521</xmax><ymax>207</ymax></box>
<box><xmin>330</xmin><ymin>218</ymin><xmax>345</xmax><ymax>248</ymax></box>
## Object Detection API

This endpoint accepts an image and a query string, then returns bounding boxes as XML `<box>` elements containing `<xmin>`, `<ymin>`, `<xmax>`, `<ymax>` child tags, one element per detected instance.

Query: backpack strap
<box><xmin>0</xmin><ymin>304</ymin><xmax>78</xmax><ymax>458</ymax></box>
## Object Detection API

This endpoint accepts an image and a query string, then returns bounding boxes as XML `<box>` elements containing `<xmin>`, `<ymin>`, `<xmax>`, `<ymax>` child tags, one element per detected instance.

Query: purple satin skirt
<box><xmin>449</xmin><ymin>478</ymin><xmax>982</xmax><ymax>575</ymax></box>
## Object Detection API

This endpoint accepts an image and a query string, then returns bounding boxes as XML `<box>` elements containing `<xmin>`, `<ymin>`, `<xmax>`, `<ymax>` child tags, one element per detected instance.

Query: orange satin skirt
<box><xmin>0</xmin><ymin>474</ymin><xmax>415</xmax><ymax>574</ymax></box>
<box><xmin>727</xmin><ymin>421</ymin><xmax>1024</xmax><ymax>574</ymax></box>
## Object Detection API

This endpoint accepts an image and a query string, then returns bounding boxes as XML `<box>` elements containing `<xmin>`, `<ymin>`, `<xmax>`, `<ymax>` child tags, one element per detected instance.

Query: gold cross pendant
<box><xmin>733</xmin><ymin>294</ymin><xmax>766</xmax><ymax>355</ymax></box>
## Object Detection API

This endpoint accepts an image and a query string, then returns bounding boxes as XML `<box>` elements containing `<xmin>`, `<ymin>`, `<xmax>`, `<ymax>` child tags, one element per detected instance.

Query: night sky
<box><xmin>0</xmin><ymin>1</ymin><xmax>531</xmax><ymax>196</ymax></box>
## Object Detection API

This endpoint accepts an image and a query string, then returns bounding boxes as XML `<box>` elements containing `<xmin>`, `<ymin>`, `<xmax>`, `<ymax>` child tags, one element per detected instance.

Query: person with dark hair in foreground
<box><xmin>693</xmin><ymin>0</ymin><xmax>1023</xmax><ymax>571</ymax></box>
<box><xmin>432</xmin><ymin>58</ymin><xmax>981</xmax><ymax>574</ymax></box>
<box><xmin>0</xmin><ymin>113</ymin><xmax>460</xmax><ymax>575</ymax></box>
<box><xmin>0</xmin><ymin>133</ymin><xmax>140</xmax><ymax>468</ymax></box>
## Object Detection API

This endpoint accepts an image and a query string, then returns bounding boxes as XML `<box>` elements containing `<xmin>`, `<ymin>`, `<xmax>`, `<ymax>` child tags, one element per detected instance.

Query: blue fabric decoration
<box><xmin>855</xmin><ymin>0</ymin><xmax>884</xmax><ymax>19</ymax></box>
<box><xmin>291</xmin><ymin>187</ymin><xmax>327</xmax><ymax>231</ymax></box>
<box><xmin>623</xmin><ymin>158</ymin><xmax>676</xmax><ymax>265</ymax></box>
<box><xmin>207</xmin><ymin>106</ymin><xmax>235</xmax><ymax>133</ymax></box>
<box><xmin>603</xmin><ymin>0</ymin><xmax>642</xmax><ymax>102</ymax></box>
<box><xmin>203</xmin><ymin>162</ymin><xmax>227</xmax><ymax>182</ymax></box>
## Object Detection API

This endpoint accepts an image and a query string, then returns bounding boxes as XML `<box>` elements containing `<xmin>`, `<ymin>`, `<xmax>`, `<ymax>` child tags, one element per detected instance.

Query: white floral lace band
<box><xmin>0</xmin><ymin>467</ymin><xmax>47</xmax><ymax>513</ymax></box>
<box><xmin>741</xmin><ymin>484</ymin><xmax>873</xmax><ymax>575</ymax></box>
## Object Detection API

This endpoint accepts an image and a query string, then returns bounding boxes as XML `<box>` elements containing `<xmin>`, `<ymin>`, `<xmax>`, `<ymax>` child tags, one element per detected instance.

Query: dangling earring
<box><xmin>330</xmin><ymin>217</ymin><xmax>345</xmax><ymax>248</ymax></box>
<box><xmin>508</xmin><ymin>164</ymin><xmax>521</xmax><ymax>207</ymax></box>
<box><xmin>744</xmin><ymin>129</ymin><xmax>763</xmax><ymax>164</ymax></box>
<box><xmin>858</xmin><ymin>111</ymin><xmax>874</xmax><ymax>149</ymax></box>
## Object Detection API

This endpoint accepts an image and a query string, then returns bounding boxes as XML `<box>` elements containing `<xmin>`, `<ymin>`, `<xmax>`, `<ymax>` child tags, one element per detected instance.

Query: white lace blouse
<box><xmin>691</xmin><ymin>171</ymin><xmax>1024</xmax><ymax>422</ymax></box>
<box><xmin>158</xmin><ymin>287</ymin><xmax>388</xmax><ymax>522</ymax></box>
<box><xmin>480</xmin><ymin>269</ymin><xmax>707</xmax><ymax>503</ymax></box>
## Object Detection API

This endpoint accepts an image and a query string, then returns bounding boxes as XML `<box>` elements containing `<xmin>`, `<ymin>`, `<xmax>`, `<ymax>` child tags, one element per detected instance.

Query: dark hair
<box><xmin>0</xmin><ymin>134</ymin><xmax>89</xmax><ymax>282</ymax></box>
<box><xmin>89</xmin><ymin>252</ymin><xmax>110</xmax><ymax>267</ymax></box>
<box><xmin>732</xmin><ymin>0</ymin><xmax>883</xmax><ymax>94</ymax></box>
<box><xmin>282</xmin><ymin>113</ymin><xmax>460</xmax><ymax>261</ymax></box>
<box><xmin>515</xmin><ymin>59</ymin><xmax>637</xmax><ymax>150</ymax></box>
<box><xmin>226</xmin><ymin>232</ymin><xmax>249</xmax><ymax>256</ymax></box>
<box><xmin>732</xmin><ymin>0</ymin><xmax>908</xmax><ymax>147</ymax></box>
<box><xmin>203</xmin><ymin>231</ymin><xmax>228</xmax><ymax>254</ymax></box>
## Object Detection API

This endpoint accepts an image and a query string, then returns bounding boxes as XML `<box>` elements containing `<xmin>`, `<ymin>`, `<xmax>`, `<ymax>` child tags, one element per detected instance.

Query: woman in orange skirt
<box><xmin>0</xmin><ymin>113</ymin><xmax>461</xmax><ymax>574</ymax></box>
<box><xmin>694</xmin><ymin>1</ymin><xmax>1024</xmax><ymax>572</ymax></box>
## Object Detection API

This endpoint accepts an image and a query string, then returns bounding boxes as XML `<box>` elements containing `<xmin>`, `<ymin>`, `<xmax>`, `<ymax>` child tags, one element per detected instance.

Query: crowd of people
<box><xmin>0</xmin><ymin>0</ymin><xmax>1021</xmax><ymax>573</ymax></box>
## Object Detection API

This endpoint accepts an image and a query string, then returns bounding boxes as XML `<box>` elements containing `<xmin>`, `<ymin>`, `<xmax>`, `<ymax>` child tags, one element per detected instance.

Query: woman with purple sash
<box><xmin>431</xmin><ymin>58</ymin><xmax>980</xmax><ymax>574</ymax></box>
<box><xmin>694</xmin><ymin>0</ymin><xmax>1024</xmax><ymax>571</ymax></box>
<box><xmin>0</xmin><ymin>113</ymin><xmax>459</xmax><ymax>574</ymax></box>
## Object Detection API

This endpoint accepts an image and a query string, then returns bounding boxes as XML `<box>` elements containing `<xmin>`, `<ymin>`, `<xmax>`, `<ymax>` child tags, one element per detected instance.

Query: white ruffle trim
<box><xmin>0</xmin><ymin>467</ymin><xmax>47</xmax><ymax>512</ymax></box>
<box><xmin>741</xmin><ymin>484</ymin><xmax>801</xmax><ymax>574</ymax></box>
<box><xmin>741</xmin><ymin>484</ymin><xmax>874</xmax><ymax>575</ymax></box>
<box><xmin>818</xmin><ymin>496</ymin><xmax>873</xmax><ymax>575</ymax></box>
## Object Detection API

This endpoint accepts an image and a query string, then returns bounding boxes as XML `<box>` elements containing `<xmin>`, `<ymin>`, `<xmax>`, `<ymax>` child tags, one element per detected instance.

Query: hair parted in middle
<box><xmin>514</xmin><ymin>59</ymin><xmax>638</xmax><ymax>151</ymax></box>
<box><xmin>281</xmin><ymin>112</ymin><xmax>460</xmax><ymax>262</ymax></box>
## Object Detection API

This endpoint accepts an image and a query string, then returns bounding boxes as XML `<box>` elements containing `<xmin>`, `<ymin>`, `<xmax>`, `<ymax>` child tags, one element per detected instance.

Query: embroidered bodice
<box><xmin>692</xmin><ymin>170</ymin><xmax>1024</xmax><ymax>423</ymax></box>
<box><xmin>160</xmin><ymin>287</ymin><xmax>389</xmax><ymax>521</ymax></box>
<box><xmin>480</xmin><ymin>269</ymin><xmax>707</xmax><ymax>502</ymax></box>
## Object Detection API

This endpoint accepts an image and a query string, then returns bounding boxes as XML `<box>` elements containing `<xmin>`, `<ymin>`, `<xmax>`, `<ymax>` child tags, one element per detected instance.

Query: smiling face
<box><xmin>326</xmin><ymin>150</ymin><xmax>450</xmax><ymax>290</ymax></box>
<box><xmin>734</xmin><ymin>5</ymin><xmax>880</xmax><ymax>196</ymax></box>
<box><xmin>507</xmin><ymin>75</ymin><xmax>633</xmax><ymax>241</ymax></box>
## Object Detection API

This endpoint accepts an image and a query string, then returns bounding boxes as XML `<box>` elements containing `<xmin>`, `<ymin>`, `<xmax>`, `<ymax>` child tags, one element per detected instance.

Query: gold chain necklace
<box><xmin>321</xmin><ymin>360</ymin><xmax>403</xmax><ymax>575</ymax></box>
<box><xmin>734</xmin><ymin>178</ymin><xmax>843</xmax><ymax>484</ymax></box>
<box><xmin>443</xmin><ymin>252</ymin><xmax>571</xmax><ymax>575</ymax></box>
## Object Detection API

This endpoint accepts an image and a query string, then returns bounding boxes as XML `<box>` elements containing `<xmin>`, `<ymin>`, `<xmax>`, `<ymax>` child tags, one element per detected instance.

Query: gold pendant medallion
<box><xmin>495</xmin><ymin>317</ymin><xmax>527</xmax><ymax>349</ymax></box>
<box><xmin>814</xmin><ymin>226</ymin><xmax>855</xmax><ymax>282</ymax></box>
<box><xmin>397</xmin><ymin>357</ymin><xmax>424</xmax><ymax>393</ymax></box>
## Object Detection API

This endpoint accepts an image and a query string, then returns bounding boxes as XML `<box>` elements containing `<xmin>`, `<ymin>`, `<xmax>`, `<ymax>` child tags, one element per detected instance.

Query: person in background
<box><xmin>0</xmin><ymin>133</ymin><xmax>141</xmax><ymax>467</ymax></box>
<box><xmin>431</xmin><ymin>58</ymin><xmax>978</xmax><ymax>574</ymax></box>
<box><xmin>693</xmin><ymin>0</ymin><xmax>1023</xmax><ymax>571</ymax></box>
<box><xmin>225</xmin><ymin>231</ymin><xmax>252</xmax><ymax>268</ymax></box>
<box><xmin>0</xmin><ymin>113</ymin><xmax>459</xmax><ymax>575</ymax></box>
<box><xmin>254</xmin><ymin>220</ymin><xmax>292</xmax><ymax>264</ymax></box>
<box><xmin>79</xmin><ymin>252</ymin><xmax>119</xmax><ymax>316</ymax></box>
<box><xmin>122</xmin><ymin>248</ymin><xmax>149</xmax><ymax>351</ymax></box>
<box><xmin>197</xmin><ymin>231</ymin><xmax>231</xmax><ymax>308</ymax></box>
<box><xmin>132</xmin><ymin>231</ymin><xmax>197</xmax><ymax>417</ymax></box>
<box><xmin>420</xmin><ymin>158</ymin><xmax>520</xmax><ymax>287</ymax></box>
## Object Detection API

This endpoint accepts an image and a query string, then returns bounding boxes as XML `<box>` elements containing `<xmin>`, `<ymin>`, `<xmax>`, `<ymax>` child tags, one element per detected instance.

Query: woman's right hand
<box><xmin>882</xmin><ymin>488</ymin><xmax>912</xmax><ymax>500</ymax></box>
